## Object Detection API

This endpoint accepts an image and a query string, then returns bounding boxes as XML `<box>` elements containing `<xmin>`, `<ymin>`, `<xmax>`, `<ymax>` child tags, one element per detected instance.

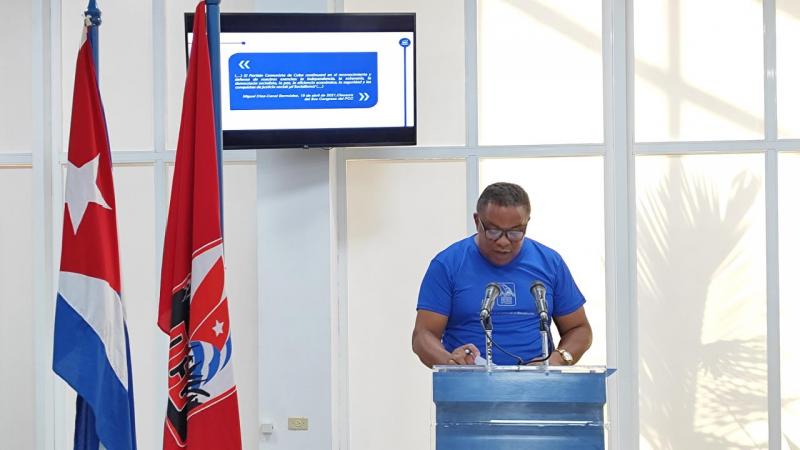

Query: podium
<box><xmin>432</xmin><ymin>365</ymin><xmax>612</xmax><ymax>450</ymax></box>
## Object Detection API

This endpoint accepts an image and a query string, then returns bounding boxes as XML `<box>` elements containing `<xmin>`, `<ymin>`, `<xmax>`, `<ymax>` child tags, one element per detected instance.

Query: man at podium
<box><xmin>412</xmin><ymin>182</ymin><xmax>592</xmax><ymax>367</ymax></box>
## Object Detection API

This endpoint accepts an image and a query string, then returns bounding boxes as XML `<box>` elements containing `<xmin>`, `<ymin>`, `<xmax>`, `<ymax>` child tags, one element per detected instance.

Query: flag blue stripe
<box><xmin>207</xmin><ymin>342</ymin><xmax>221</xmax><ymax>383</ymax></box>
<box><xmin>223</xmin><ymin>337</ymin><xmax>233</xmax><ymax>369</ymax></box>
<box><xmin>123</xmin><ymin>325</ymin><xmax>137</xmax><ymax>450</ymax></box>
<box><xmin>53</xmin><ymin>294</ymin><xmax>137</xmax><ymax>450</ymax></box>
<box><xmin>74</xmin><ymin>395</ymin><xmax>101</xmax><ymax>450</ymax></box>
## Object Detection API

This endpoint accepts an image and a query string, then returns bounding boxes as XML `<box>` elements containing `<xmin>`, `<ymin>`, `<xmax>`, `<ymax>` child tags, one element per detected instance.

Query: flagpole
<box><xmin>206</xmin><ymin>0</ymin><xmax>224</xmax><ymax>234</ymax></box>
<box><xmin>85</xmin><ymin>0</ymin><xmax>101</xmax><ymax>73</ymax></box>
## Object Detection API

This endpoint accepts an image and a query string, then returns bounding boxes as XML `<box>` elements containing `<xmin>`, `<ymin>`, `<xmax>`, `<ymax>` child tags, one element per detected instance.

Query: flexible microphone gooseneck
<box><xmin>530</xmin><ymin>281</ymin><xmax>552</xmax><ymax>362</ymax></box>
<box><xmin>479</xmin><ymin>282</ymin><xmax>501</xmax><ymax>369</ymax></box>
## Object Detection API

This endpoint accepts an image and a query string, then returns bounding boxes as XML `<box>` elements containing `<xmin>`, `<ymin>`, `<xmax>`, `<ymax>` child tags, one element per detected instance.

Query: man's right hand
<box><xmin>447</xmin><ymin>343</ymin><xmax>480</xmax><ymax>365</ymax></box>
<box><xmin>414</xmin><ymin>310</ymin><xmax>482</xmax><ymax>368</ymax></box>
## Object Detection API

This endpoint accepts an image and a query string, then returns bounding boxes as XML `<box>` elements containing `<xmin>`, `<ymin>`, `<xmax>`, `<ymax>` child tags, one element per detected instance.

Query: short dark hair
<box><xmin>476</xmin><ymin>182</ymin><xmax>531</xmax><ymax>216</ymax></box>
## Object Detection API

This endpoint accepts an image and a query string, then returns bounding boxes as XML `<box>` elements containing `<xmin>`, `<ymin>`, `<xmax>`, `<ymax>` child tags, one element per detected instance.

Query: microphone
<box><xmin>530</xmin><ymin>281</ymin><xmax>548</xmax><ymax>326</ymax></box>
<box><xmin>479</xmin><ymin>283</ymin><xmax>501</xmax><ymax>368</ymax></box>
<box><xmin>530</xmin><ymin>281</ymin><xmax>553</xmax><ymax>362</ymax></box>
<box><xmin>479</xmin><ymin>283</ymin><xmax>501</xmax><ymax>321</ymax></box>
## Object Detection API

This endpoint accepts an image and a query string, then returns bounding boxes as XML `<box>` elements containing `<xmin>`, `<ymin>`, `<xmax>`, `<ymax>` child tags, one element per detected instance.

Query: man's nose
<box><xmin>496</xmin><ymin>232</ymin><xmax>512</xmax><ymax>245</ymax></box>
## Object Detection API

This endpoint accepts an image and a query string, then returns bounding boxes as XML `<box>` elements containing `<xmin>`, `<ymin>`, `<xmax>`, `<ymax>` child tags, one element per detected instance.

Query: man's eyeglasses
<box><xmin>478</xmin><ymin>217</ymin><xmax>527</xmax><ymax>242</ymax></box>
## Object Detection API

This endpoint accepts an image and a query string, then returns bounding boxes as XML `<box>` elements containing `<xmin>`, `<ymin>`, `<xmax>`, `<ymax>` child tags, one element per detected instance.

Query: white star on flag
<box><xmin>212</xmin><ymin>320</ymin><xmax>224</xmax><ymax>336</ymax></box>
<box><xmin>65</xmin><ymin>154</ymin><xmax>111</xmax><ymax>233</ymax></box>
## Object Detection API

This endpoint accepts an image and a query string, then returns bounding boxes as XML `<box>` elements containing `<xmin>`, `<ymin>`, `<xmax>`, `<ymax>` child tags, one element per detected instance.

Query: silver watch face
<box><xmin>559</xmin><ymin>349</ymin><xmax>574</xmax><ymax>364</ymax></box>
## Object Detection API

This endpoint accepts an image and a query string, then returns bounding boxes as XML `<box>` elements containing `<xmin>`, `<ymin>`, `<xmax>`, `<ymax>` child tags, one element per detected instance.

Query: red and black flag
<box><xmin>158</xmin><ymin>2</ymin><xmax>242</xmax><ymax>449</ymax></box>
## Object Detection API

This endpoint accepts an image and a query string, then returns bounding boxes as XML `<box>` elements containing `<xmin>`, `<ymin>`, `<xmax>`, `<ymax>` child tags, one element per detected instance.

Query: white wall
<box><xmin>0</xmin><ymin>169</ymin><xmax>35</xmax><ymax>448</ymax></box>
<box><xmin>257</xmin><ymin>149</ymin><xmax>334</xmax><ymax>450</ymax></box>
<box><xmin>253</xmin><ymin>0</ymin><xmax>336</xmax><ymax>442</ymax></box>
<box><xmin>0</xmin><ymin>1</ymin><xmax>33</xmax><ymax>152</ymax></box>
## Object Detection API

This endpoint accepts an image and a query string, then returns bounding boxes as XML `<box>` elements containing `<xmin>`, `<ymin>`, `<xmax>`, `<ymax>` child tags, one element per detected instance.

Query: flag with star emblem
<box><xmin>52</xmin><ymin>26</ymin><xmax>137</xmax><ymax>450</ymax></box>
<box><xmin>158</xmin><ymin>3</ymin><xmax>242</xmax><ymax>449</ymax></box>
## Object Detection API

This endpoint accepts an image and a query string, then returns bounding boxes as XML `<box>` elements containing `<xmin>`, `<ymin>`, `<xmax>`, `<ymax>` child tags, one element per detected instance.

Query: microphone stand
<box><xmin>539</xmin><ymin>316</ymin><xmax>550</xmax><ymax>368</ymax></box>
<box><xmin>531</xmin><ymin>282</ymin><xmax>551</xmax><ymax>368</ymax></box>
<box><xmin>480</xmin><ymin>312</ymin><xmax>493</xmax><ymax>372</ymax></box>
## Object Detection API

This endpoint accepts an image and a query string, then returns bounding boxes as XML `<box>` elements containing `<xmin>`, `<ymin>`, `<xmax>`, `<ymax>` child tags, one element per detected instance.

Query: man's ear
<box><xmin>473</xmin><ymin>212</ymin><xmax>480</xmax><ymax>229</ymax></box>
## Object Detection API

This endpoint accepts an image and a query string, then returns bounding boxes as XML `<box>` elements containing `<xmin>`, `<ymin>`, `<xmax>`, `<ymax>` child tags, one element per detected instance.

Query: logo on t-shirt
<box><xmin>495</xmin><ymin>282</ymin><xmax>516</xmax><ymax>307</ymax></box>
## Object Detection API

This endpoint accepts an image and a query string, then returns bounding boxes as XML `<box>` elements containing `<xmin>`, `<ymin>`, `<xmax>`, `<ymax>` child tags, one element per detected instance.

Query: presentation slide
<box><xmin>228</xmin><ymin>52</ymin><xmax>379</xmax><ymax>110</ymax></box>
<box><xmin>191</xmin><ymin>31</ymin><xmax>415</xmax><ymax>131</ymax></box>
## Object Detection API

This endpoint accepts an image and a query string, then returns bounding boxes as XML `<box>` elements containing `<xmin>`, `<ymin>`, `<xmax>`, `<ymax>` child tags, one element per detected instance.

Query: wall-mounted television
<box><xmin>185</xmin><ymin>13</ymin><xmax>416</xmax><ymax>149</ymax></box>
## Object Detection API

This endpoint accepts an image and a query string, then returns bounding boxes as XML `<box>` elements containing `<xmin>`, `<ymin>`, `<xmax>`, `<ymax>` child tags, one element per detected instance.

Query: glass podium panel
<box><xmin>432</xmin><ymin>365</ymin><xmax>611</xmax><ymax>450</ymax></box>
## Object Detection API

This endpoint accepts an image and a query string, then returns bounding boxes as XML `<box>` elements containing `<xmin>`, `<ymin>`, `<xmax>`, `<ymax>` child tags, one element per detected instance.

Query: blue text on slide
<box><xmin>228</xmin><ymin>52</ymin><xmax>378</xmax><ymax>110</ymax></box>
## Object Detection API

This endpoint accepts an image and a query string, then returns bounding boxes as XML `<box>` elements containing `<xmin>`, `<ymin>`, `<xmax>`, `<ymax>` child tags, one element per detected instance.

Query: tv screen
<box><xmin>185</xmin><ymin>13</ymin><xmax>416</xmax><ymax>149</ymax></box>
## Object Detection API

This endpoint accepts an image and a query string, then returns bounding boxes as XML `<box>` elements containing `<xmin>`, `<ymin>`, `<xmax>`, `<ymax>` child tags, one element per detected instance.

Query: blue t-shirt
<box><xmin>417</xmin><ymin>235</ymin><xmax>586</xmax><ymax>365</ymax></box>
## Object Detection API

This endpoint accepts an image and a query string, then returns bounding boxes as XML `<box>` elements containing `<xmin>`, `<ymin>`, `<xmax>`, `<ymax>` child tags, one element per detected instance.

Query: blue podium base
<box><xmin>438</xmin><ymin>423</ymin><xmax>604</xmax><ymax>449</ymax></box>
<box><xmin>433</xmin><ymin>365</ymin><xmax>612</xmax><ymax>450</ymax></box>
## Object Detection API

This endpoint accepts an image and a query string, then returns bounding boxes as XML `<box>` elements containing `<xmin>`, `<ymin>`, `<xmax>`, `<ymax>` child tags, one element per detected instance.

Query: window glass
<box><xmin>634</xmin><ymin>0</ymin><xmax>764</xmax><ymax>141</ymax></box>
<box><xmin>636</xmin><ymin>154</ymin><xmax>767</xmax><ymax>449</ymax></box>
<box><xmin>478</xmin><ymin>0</ymin><xmax>603</xmax><ymax>145</ymax></box>
<box><xmin>778</xmin><ymin>152</ymin><xmax>800</xmax><ymax>449</ymax></box>
<box><xmin>777</xmin><ymin>0</ymin><xmax>800</xmax><ymax>138</ymax></box>
<box><xmin>113</xmin><ymin>165</ymin><xmax>159</xmax><ymax>448</ymax></box>
<box><xmin>346</xmin><ymin>159</ymin><xmax>467</xmax><ymax>450</ymax></box>
<box><xmin>345</xmin><ymin>0</ymin><xmax>466</xmax><ymax>146</ymax></box>
<box><xmin>479</xmin><ymin>156</ymin><xmax>606</xmax><ymax>365</ymax></box>
<box><xmin>61</xmin><ymin>0</ymin><xmax>154</xmax><ymax>150</ymax></box>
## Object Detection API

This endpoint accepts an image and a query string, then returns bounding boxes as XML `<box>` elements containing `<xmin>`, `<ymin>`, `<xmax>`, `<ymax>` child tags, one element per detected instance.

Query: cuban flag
<box><xmin>158</xmin><ymin>2</ymin><xmax>242</xmax><ymax>449</ymax></box>
<box><xmin>52</xmin><ymin>25</ymin><xmax>137</xmax><ymax>450</ymax></box>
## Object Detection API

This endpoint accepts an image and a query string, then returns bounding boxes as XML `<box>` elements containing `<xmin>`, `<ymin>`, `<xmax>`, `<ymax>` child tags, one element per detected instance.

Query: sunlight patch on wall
<box><xmin>479</xmin><ymin>156</ymin><xmax>606</xmax><ymax>365</ymax></box>
<box><xmin>778</xmin><ymin>153</ymin><xmax>800</xmax><ymax>449</ymax></box>
<box><xmin>478</xmin><ymin>0</ymin><xmax>603</xmax><ymax>145</ymax></box>
<box><xmin>636</xmin><ymin>154</ymin><xmax>767</xmax><ymax>449</ymax></box>
<box><xmin>777</xmin><ymin>1</ymin><xmax>800</xmax><ymax>138</ymax></box>
<box><xmin>634</xmin><ymin>0</ymin><xmax>764</xmax><ymax>142</ymax></box>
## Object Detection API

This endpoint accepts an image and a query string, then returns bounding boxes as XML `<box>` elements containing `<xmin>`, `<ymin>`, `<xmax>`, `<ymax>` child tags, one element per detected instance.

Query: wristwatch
<box><xmin>555</xmin><ymin>348</ymin><xmax>575</xmax><ymax>365</ymax></box>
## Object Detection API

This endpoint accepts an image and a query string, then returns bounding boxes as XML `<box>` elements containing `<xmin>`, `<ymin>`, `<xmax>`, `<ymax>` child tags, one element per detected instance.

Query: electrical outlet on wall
<box><xmin>288</xmin><ymin>417</ymin><xmax>309</xmax><ymax>431</ymax></box>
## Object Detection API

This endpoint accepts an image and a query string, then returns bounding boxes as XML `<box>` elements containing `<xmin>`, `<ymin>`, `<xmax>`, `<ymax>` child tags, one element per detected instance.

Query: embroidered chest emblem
<box><xmin>495</xmin><ymin>282</ymin><xmax>517</xmax><ymax>307</ymax></box>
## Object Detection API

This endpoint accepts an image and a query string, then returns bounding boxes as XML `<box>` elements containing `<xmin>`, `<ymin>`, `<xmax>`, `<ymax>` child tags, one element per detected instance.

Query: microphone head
<box><xmin>530</xmin><ymin>280</ymin><xmax>546</xmax><ymax>297</ymax></box>
<box><xmin>481</xmin><ymin>282</ymin><xmax>501</xmax><ymax>314</ymax></box>
<box><xmin>530</xmin><ymin>281</ymin><xmax>548</xmax><ymax>321</ymax></box>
